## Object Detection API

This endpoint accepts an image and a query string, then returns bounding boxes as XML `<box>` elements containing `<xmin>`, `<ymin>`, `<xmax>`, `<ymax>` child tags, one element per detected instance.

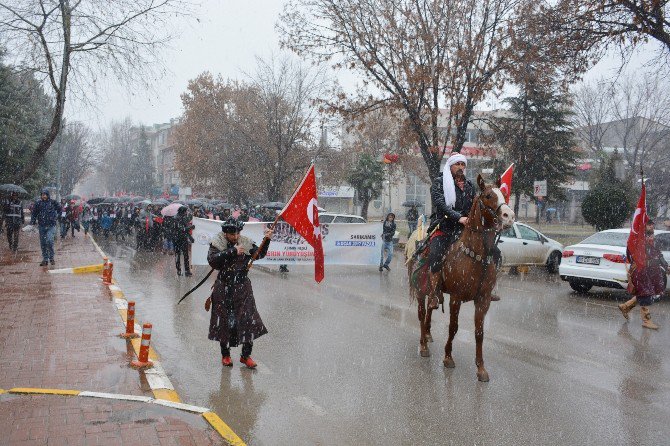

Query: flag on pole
<box><xmin>627</xmin><ymin>182</ymin><xmax>647</xmax><ymax>269</ymax></box>
<box><xmin>279</xmin><ymin>165</ymin><xmax>325</xmax><ymax>283</ymax></box>
<box><xmin>499</xmin><ymin>163</ymin><xmax>514</xmax><ymax>204</ymax></box>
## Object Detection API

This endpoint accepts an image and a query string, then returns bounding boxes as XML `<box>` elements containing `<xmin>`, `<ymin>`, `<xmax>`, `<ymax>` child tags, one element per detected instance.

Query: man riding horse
<box><xmin>428</xmin><ymin>153</ymin><xmax>502</xmax><ymax>310</ymax></box>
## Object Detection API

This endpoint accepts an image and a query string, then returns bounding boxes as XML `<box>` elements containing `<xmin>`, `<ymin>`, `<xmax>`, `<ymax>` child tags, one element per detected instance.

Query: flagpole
<box><xmin>247</xmin><ymin>163</ymin><xmax>315</xmax><ymax>271</ymax></box>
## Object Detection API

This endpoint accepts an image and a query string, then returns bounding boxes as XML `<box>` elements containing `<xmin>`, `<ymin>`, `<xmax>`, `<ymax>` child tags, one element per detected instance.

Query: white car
<box><xmin>498</xmin><ymin>223</ymin><xmax>564</xmax><ymax>273</ymax></box>
<box><xmin>318</xmin><ymin>212</ymin><xmax>366</xmax><ymax>224</ymax></box>
<box><xmin>559</xmin><ymin>228</ymin><xmax>670</xmax><ymax>293</ymax></box>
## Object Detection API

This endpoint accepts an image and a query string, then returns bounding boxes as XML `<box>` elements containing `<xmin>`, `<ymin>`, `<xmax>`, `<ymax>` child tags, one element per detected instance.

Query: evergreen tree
<box><xmin>0</xmin><ymin>52</ymin><xmax>53</xmax><ymax>193</ymax></box>
<box><xmin>581</xmin><ymin>152</ymin><xmax>634</xmax><ymax>231</ymax></box>
<box><xmin>130</xmin><ymin>126</ymin><xmax>155</xmax><ymax>195</ymax></box>
<box><xmin>490</xmin><ymin>82</ymin><xmax>579</xmax><ymax>216</ymax></box>
<box><xmin>348</xmin><ymin>153</ymin><xmax>384</xmax><ymax>220</ymax></box>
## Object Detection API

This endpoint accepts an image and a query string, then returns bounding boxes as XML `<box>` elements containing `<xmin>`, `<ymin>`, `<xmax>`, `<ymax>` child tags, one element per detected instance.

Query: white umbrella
<box><xmin>161</xmin><ymin>202</ymin><xmax>185</xmax><ymax>217</ymax></box>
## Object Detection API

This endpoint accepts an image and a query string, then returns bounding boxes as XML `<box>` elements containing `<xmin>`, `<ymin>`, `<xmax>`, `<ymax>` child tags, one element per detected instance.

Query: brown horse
<box><xmin>407</xmin><ymin>174</ymin><xmax>515</xmax><ymax>382</ymax></box>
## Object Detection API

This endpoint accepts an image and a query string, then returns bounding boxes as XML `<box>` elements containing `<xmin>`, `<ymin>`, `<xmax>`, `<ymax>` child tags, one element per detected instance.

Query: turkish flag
<box><xmin>280</xmin><ymin>165</ymin><xmax>325</xmax><ymax>283</ymax></box>
<box><xmin>499</xmin><ymin>163</ymin><xmax>514</xmax><ymax>204</ymax></box>
<box><xmin>627</xmin><ymin>183</ymin><xmax>647</xmax><ymax>268</ymax></box>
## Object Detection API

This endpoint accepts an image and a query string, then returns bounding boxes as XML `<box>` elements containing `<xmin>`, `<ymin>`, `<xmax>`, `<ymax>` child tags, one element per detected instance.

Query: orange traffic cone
<box><xmin>119</xmin><ymin>301</ymin><xmax>140</xmax><ymax>339</ymax></box>
<box><xmin>130</xmin><ymin>323</ymin><xmax>154</xmax><ymax>369</ymax></box>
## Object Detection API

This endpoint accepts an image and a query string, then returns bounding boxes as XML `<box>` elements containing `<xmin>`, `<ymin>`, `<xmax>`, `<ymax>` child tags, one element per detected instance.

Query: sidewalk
<box><xmin>0</xmin><ymin>230</ymin><xmax>226</xmax><ymax>445</ymax></box>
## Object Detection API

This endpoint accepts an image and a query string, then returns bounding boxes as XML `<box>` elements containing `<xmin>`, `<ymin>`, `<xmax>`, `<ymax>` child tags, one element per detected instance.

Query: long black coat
<box><xmin>207</xmin><ymin>233</ymin><xmax>269</xmax><ymax>346</ymax></box>
<box><xmin>430</xmin><ymin>174</ymin><xmax>475</xmax><ymax>234</ymax></box>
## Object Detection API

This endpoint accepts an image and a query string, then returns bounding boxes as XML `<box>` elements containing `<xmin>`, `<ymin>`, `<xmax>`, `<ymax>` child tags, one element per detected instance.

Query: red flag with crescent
<box><xmin>499</xmin><ymin>163</ymin><xmax>514</xmax><ymax>204</ymax></box>
<box><xmin>627</xmin><ymin>183</ymin><xmax>647</xmax><ymax>269</ymax></box>
<box><xmin>280</xmin><ymin>165</ymin><xmax>325</xmax><ymax>283</ymax></box>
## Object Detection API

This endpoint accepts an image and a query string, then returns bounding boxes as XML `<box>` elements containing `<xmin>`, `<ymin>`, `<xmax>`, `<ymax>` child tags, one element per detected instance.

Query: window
<box><xmin>501</xmin><ymin>227</ymin><xmax>516</xmax><ymax>238</ymax></box>
<box><xmin>517</xmin><ymin>225</ymin><xmax>540</xmax><ymax>241</ymax></box>
<box><xmin>405</xmin><ymin>173</ymin><xmax>428</xmax><ymax>208</ymax></box>
<box><xmin>319</xmin><ymin>215</ymin><xmax>334</xmax><ymax>223</ymax></box>
<box><xmin>580</xmin><ymin>232</ymin><xmax>628</xmax><ymax>247</ymax></box>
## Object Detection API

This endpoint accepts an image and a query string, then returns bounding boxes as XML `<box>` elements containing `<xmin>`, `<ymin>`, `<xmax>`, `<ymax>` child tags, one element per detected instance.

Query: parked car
<box><xmin>498</xmin><ymin>222</ymin><xmax>564</xmax><ymax>273</ymax></box>
<box><xmin>559</xmin><ymin>228</ymin><xmax>670</xmax><ymax>293</ymax></box>
<box><xmin>318</xmin><ymin>212</ymin><xmax>366</xmax><ymax>224</ymax></box>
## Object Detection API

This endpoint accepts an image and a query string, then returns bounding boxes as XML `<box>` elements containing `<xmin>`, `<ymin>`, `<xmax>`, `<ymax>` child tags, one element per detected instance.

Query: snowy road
<box><xmin>97</xmin><ymin>238</ymin><xmax>670</xmax><ymax>445</ymax></box>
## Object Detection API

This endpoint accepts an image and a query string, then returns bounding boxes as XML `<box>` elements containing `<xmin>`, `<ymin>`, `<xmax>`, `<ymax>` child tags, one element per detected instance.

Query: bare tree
<box><xmin>572</xmin><ymin>80</ymin><xmax>615</xmax><ymax>161</ymax></box>
<box><xmin>0</xmin><ymin>0</ymin><xmax>188</xmax><ymax>183</ymax></box>
<box><xmin>279</xmin><ymin>0</ymin><xmax>584</xmax><ymax>182</ymax></box>
<box><xmin>551</xmin><ymin>1</ymin><xmax>670</xmax><ymax>65</ymax></box>
<box><xmin>52</xmin><ymin>120</ymin><xmax>96</xmax><ymax>195</ymax></box>
<box><xmin>175</xmin><ymin>56</ymin><xmax>328</xmax><ymax>202</ymax></box>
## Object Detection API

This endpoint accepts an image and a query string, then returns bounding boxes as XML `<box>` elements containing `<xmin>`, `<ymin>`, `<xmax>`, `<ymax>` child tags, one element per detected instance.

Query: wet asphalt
<box><xmin>96</xmin><ymin>237</ymin><xmax>670</xmax><ymax>446</ymax></box>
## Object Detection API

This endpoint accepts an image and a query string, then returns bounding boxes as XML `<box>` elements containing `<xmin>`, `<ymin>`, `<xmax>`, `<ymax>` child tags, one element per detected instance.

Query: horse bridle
<box><xmin>459</xmin><ymin>193</ymin><xmax>504</xmax><ymax>265</ymax></box>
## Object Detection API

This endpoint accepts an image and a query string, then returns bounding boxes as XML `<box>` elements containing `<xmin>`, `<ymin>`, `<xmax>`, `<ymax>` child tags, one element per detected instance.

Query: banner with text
<box><xmin>192</xmin><ymin>218</ymin><xmax>383</xmax><ymax>266</ymax></box>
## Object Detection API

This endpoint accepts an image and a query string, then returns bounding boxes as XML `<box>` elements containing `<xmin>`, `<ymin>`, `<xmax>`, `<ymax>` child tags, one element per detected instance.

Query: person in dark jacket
<box><xmin>619</xmin><ymin>220</ymin><xmax>670</xmax><ymax>329</ymax></box>
<box><xmin>207</xmin><ymin>218</ymin><xmax>273</xmax><ymax>368</ymax></box>
<box><xmin>31</xmin><ymin>189</ymin><xmax>61</xmax><ymax>266</ymax></box>
<box><xmin>174</xmin><ymin>206</ymin><xmax>194</xmax><ymax>276</ymax></box>
<box><xmin>406</xmin><ymin>206</ymin><xmax>419</xmax><ymax>235</ymax></box>
<box><xmin>379</xmin><ymin>212</ymin><xmax>396</xmax><ymax>272</ymax></box>
<box><xmin>3</xmin><ymin>191</ymin><xmax>24</xmax><ymax>252</ymax></box>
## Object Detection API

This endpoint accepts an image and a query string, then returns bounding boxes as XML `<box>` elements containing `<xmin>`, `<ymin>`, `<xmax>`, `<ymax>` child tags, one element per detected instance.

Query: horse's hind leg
<box><xmin>443</xmin><ymin>297</ymin><xmax>461</xmax><ymax>368</ymax></box>
<box><xmin>417</xmin><ymin>290</ymin><xmax>430</xmax><ymax>357</ymax></box>
<box><xmin>474</xmin><ymin>301</ymin><xmax>491</xmax><ymax>382</ymax></box>
<box><xmin>425</xmin><ymin>307</ymin><xmax>434</xmax><ymax>342</ymax></box>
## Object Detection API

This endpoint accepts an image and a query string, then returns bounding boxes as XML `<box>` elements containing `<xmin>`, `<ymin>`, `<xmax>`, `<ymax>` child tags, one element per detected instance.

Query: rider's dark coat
<box><xmin>207</xmin><ymin>233</ymin><xmax>269</xmax><ymax>346</ymax></box>
<box><xmin>430</xmin><ymin>174</ymin><xmax>475</xmax><ymax>238</ymax></box>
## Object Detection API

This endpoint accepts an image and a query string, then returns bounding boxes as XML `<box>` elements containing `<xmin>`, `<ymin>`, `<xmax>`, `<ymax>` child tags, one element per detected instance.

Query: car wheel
<box><xmin>546</xmin><ymin>251</ymin><xmax>562</xmax><ymax>274</ymax></box>
<box><xmin>569</xmin><ymin>280</ymin><xmax>592</xmax><ymax>294</ymax></box>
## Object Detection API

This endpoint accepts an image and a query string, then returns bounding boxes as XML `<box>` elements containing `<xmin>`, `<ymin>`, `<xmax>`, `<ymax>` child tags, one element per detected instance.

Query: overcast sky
<box><xmin>69</xmin><ymin>0</ymin><xmax>661</xmax><ymax>130</ymax></box>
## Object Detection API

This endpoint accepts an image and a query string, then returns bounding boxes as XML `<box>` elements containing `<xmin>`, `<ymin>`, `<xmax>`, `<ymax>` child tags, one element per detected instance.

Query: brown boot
<box><xmin>640</xmin><ymin>306</ymin><xmax>659</xmax><ymax>330</ymax></box>
<box><xmin>618</xmin><ymin>297</ymin><xmax>637</xmax><ymax>320</ymax></box>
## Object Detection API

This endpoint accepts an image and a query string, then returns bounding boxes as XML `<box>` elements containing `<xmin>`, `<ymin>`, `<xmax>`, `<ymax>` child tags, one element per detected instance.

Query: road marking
<box><xmin>79</xmin><ymin>391</ymin><xmax>153</xmax><ymax>402</ymax></box>
<box><xmin>293</xmin><ymin>395</ymin><xmax>327</xmax><ymax>416</ymax></box>
<box><xmin>203</xmin><ymin>412</ymin><xmax>247</xmax><ymax>446</ymax></box>
<box><xmin>153</xmin><ymin>389</ymin><xmax>181</xmax><ymax>403</ymax></box>
<box><xmin>10</xmin><ymin>388</ymin><xmax>80</xmax><ymax>396</ymax></box>
<box><xmin>154</xmin><ymin>399</ymin><xmax>209</xmax><ymax>413</ymax></box>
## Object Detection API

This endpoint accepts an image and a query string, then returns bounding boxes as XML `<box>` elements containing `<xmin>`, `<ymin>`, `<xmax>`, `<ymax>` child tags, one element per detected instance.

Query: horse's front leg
<box><xmin>474</xmin><ymin>300</ymin><xmax>491</xmax><ymax>382</ymax></box>
<box><xmin>417</xmin><ymin>291</ymin><xmax>430</xmax><ymax>357</ymax></box>
<box><xmin>443</xmin><ymin>297</ymin><xmax>461</xmax><ymax>368</ymax></box>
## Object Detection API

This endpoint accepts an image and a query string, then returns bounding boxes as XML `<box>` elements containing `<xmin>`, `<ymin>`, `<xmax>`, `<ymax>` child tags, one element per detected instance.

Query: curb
<box><xmin>0</xmin><ymin>386</ymin><xmax>243</xmax><ymax>444</ymax></box>
<box><xmin>87</xmin><ymin>235</ymin><xmax>246</xmax><ymax>445</ymax></box>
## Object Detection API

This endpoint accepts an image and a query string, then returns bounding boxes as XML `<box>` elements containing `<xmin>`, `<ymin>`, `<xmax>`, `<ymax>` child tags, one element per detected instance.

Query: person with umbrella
<box><xmin>3</xmin><ymin>191</ymin><xmax>25</xmax><ymax>252</ymax></box>
<box><xmin>30</xmin><ymin>189</ymin><xmax>61</xmax><ymax>266</ymax></box>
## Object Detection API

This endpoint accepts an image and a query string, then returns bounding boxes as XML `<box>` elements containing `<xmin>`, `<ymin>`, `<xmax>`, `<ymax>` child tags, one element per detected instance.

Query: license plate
<box><xmin>576</xmin><ymin>256</ymin><xmax>600</xmax><ymax>265</ymax></box>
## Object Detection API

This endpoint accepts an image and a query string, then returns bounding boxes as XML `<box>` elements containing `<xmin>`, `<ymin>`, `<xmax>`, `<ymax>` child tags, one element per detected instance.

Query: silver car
<box><xmin>498</xmin><ymin>222</ymin><xmax>564</xmax><ymax>273</ymax></box>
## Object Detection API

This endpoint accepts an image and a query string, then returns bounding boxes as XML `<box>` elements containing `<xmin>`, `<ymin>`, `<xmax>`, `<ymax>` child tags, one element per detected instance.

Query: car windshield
<box><xmin>319</xmin><ymin>215</ymin><xmax>334</xmax><ymax>223</ymax></box>
<box><xmin>580</xmin><ymin>232</ymin><xmax>629</xmax><ymax>247</ymax></box>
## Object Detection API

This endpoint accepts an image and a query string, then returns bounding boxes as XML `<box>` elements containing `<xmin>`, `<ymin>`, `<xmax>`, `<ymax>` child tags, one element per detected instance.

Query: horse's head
<box><xmin>476</xmin><ymin>174</ymin><xmax>515</xmax><ymax>229</ymax></box>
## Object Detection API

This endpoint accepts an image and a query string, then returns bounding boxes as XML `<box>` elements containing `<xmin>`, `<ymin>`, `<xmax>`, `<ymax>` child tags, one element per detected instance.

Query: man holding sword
<box><xmin>207</xmin><ymin>218</ymin><xmax>274</xmax><ymax>368</ymax></box>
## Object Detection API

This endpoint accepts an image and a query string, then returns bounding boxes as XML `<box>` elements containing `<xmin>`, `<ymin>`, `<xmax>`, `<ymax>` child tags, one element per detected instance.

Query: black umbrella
<box><xmin>86</xmin><ymin>197</ymin><xmax>106</xmax><ymax>205</ymax></box>
<box><xmin>101</xmin><ymin>197</ymin><xmax>121</xmax><ymax>205</ymax></box>
<box><xmin>262</xmin><ymin>201</ymin><xmax>285</xmax><ymax>210</ymax></box>
<box><xmin>402</xmin><ymin>200</ymin><xmax>423</xmax><ymax>207</ymax></box>
<box><xmin>63</xmin><ymin>194</ymin><xmax>81</xmax><ymax>200</ymax></box>
<box><xmin>131</xmin><ymin>196</ymin><xmax>146</xmax><ymax>203</ymax></box>
<box><xmin>118</xmin><ymin>196</ymin><xmax>132</xmax><ymax>203</ymax></box>
<box><xmin>185</xmin><ymin>199</ymin><xmax>204</xmax><ymax>206</ymax></box>
<box><xmin>215</xmin><ymin>202</ymin><xmax>232</xmax><ymax>209</ymax></box>
<box><xmin>152</xmin><ymin>198</ymin><xmax>170</xmax><ymax>206</ymax></box>
<box><xmin>0</xmin><ymin>184</ymin><xmax>29</xmax><ymax>196</ymax></box>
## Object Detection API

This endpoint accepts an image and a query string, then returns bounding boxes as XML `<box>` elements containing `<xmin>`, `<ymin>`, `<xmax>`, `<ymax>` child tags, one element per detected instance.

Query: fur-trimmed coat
<box><xmin>207</xmin><ymin>232</ymin><xmax>269</xmax><ymax>345</ymax></box>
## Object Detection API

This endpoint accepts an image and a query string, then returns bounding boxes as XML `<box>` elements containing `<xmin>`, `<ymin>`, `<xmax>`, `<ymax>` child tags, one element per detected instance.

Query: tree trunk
<box><xmin>514</xmin><ymin>190</ymin><xmax>521</xmax><ymax>215</ymax></box>
<box><xmin>14</xmin><ymin>2</ymin><xmax>72</xmax><ymax>185</ymax></box>
<box><xmin>360</xmin><ymin>194</ymin><xmax>370</xmax><ymax>220</ymax></box>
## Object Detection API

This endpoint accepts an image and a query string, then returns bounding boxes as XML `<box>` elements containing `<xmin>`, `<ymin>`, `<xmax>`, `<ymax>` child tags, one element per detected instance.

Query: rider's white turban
<box><xmin>443</xmin><ymin>154</ymin><xmax>468</xmax><ymax>208</ymax></box>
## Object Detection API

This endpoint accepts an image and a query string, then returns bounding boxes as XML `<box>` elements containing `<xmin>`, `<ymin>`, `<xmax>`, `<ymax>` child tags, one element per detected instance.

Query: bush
<box><xmin>581</xmin><ymin>183</ymin><xmax>632</xmax><ymax>231</ymax></box>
